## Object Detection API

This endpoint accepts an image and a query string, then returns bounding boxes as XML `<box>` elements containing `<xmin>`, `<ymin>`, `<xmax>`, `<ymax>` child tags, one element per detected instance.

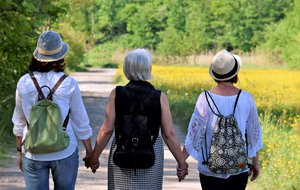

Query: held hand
<box><xmin>91</xmin><ymin>160</ymin><xmax>100</xmax><ymax>173</ymax></box>
<box><xmin>83</xmin><ymin>153</ymin><xmax>100</xmax><ymax>173</ymax></box>
<box><xmin>83</xmin><ymin>154</ymin><xmax>92</xmax><ymax>169</ymax></box>
<box><xmin>248</xmin><ymin>163</ymin><xmax>260</xmax><ymax>181</ymax></box>
<box><xmin>177</xmin><ymin>162</ymin><xmax>188</xmax><ymax>182</ymax></box>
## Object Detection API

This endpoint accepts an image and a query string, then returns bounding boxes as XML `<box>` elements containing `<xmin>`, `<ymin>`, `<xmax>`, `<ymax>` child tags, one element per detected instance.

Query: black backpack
<box><xmin>113</xmin><ymin>84</ymin><xmax>160</xmax><ymax>171</ymax></box>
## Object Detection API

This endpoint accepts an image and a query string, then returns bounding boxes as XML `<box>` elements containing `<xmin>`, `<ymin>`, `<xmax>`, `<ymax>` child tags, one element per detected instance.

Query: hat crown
<box><xmin>33</xmin><ymin>30</ymin><xmax>68</xmax><ymax>62</ymax></box>
<box><xmin>209</xmin><ymin>49</ymin><xmax>241</xmax><ymax>81</ymax></box>
<box><xmin>37</xmin><ymin>30</ymin><xmax>62</xmax><ymax>55</ymax></box>
<box><xmin>212</xmin><ymin>50</ymin><xmax>235</xmax><ymax>75</ymax></box>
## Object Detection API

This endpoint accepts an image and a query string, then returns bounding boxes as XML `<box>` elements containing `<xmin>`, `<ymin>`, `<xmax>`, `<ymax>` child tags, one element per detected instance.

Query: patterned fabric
<box><xmin>108</xmin><ymin>135</ymin><xmax>164</xmax><ymax>190</ymax></box>
<box><xmin>184</xmin><ymin>113</ymin><xmax>207</xmax><ymax>162</ymax></box>
<box><xmin>208</xmin><ymin>114</ymin><xmax>248</xmax><ymax>174</ymax></box>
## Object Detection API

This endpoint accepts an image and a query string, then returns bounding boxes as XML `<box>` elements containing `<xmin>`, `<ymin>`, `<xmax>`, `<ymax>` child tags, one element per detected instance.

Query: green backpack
<box><xmin>23</xmin><ymin>72</ymin><xmax>70</xmax><ymax>154</ymax></box>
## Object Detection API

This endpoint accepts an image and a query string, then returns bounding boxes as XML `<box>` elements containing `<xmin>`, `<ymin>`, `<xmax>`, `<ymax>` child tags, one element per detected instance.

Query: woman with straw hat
<box><xmin>181</xmin><ymin>49</ymin><xmax>263</xmax><ymax>190</ymax></box>
<box><xmin>12</xmin><ymin>30</ymin><xmax>95</xmax><ymax>190</ymax></box>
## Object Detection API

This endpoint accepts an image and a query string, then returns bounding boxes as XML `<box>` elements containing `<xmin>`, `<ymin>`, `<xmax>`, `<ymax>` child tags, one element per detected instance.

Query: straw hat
<box><xmin>209</xmin><ymin>50</ymin><xmax>242</xmax><ymax>81</ymax></box>
<box><xmin>33</xmin><ymin>30</ymin><xmax>69</xmax><ymax>62</ymax></box>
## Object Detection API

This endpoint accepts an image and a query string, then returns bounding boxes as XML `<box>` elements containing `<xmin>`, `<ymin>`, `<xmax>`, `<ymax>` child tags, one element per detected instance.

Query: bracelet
<box><xmin>17</xmin><ymin>147</ymin><xmax>22</xmax><ymax>152</ymax></box>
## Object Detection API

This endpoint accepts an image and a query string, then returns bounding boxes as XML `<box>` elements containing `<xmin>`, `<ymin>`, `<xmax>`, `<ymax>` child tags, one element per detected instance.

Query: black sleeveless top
<box><xmin>115</xmin><ymin>80</ymin><xmax>161</xmax><ymax>140</ymax></box>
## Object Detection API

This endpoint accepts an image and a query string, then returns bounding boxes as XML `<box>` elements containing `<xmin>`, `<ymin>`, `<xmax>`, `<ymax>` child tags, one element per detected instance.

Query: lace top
<box><xmin>184</xmin><ymin>90</ymin><xmax>263</xmax><ymax>179</ymax></box>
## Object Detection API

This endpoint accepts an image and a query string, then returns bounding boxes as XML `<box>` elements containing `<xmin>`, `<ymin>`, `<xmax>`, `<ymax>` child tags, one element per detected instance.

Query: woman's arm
<box><xmin>87</xmin><ymin>89</ymin><xmax>116</xmax><ymax>170</ymax></box>
<box><xmin>81</xmin><ymin>138</ymin><xmax>93</xmax><ymax>161</ymax></box>
<box><xmin>12</xmin><ymin>86</ymin><xmax>26</xmax><ymax>172</ymax></box>
<box><xmin>249</xmin><ymin>153</ymin><xmax>260</xmax><ymax>181</ymax></box>
<box><xmin>16</xmin><ymin>136</ymin><xmax>23</xmax><ymax>171</ymax></box>
<box><xmin>182</xmin><ymin>146</ymin><xmax>190</xmax><ymax>161</ymax></box>
<box><xmin>160</xmin><ymin>92</ymin><xmax>188</xmax><ymax>180</ymax></box>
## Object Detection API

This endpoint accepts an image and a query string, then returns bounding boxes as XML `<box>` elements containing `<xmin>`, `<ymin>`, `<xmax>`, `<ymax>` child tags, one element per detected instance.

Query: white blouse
<box><xmin>184</xmin><ymin>90</ymin><xmax>263</xmax><ymax>179</ymax></box>
<box><xmin>12</xmin><ymin>71</ymin><xmax>92</xmax><ymax>161</ymax></box>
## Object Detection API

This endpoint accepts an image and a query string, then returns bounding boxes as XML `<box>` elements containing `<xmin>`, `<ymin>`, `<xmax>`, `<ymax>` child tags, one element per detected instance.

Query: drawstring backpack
<box><xmin>202</xmin><ymin>90</ymin><xmax>252</xmax><ymax>174</ymax></box>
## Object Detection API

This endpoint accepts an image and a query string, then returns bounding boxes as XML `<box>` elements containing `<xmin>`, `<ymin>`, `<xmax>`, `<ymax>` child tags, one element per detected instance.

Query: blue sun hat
<box><xmin>33</xmin><ymin>30</ymin><xmax>69</xmax><ymax>62</ymax></box>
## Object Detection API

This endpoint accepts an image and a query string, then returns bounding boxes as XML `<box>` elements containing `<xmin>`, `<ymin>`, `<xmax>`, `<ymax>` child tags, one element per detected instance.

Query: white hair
<box><xmin>123</xmin><ymin>48</ymin><xmax>152</xmax><ymax>81</ymax></box>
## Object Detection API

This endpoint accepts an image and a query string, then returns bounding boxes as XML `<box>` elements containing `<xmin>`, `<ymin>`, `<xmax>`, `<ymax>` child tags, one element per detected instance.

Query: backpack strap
<box><xmin>202</xmin><ymin>132</ymin><xmax>209</xmax><ymax>165</ymax></box>
<box><xmin>205</xmin><ymin>90</ymin><xmax>242</xmax><ymax>116</ymax></box>
<box><xmin>29</xmin><ymin>72</ymin><xmax>45</xmax><ymax>100</ymax></box>
<box><xmin>143</xmin><ymin>90</ymin><xmax>158</xmax><ymax>145</ymax></box>
<box><xmin>47</xmin><ymin>74</ymin><xmax>68</xmax><ymax>99</ymax></box>
<box><xmin>62</xmin><ymin>110</ymin><xmax>71</xmax><ymax>129</ymax></box>
<box><xmin>204</xmin><ymin>91</ymin><xmax>222</xmax><ymax>116</ymax></box>
<box><xmin>245</xmin><ymin>132</ymin><xmax>253</xmax><ymax>170</ymax></box>
<box><xmin>232</xmin><ymin>89</ymin><xmax>242</xmax><ymax>114</ymax></box>
<box><xmin>49</xmin><ymin>74</ymin><xmax>70</xmax><ymax>129</ymax></box>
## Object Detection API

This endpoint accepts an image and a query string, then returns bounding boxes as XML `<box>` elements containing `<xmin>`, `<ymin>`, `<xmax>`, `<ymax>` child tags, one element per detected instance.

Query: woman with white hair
<box><xmin>85</xmin><ymin>49</ymin><xmax>188</xmax><ymax>189</ymax></box>
<box><xmin>182</xmin><ymin>50</ymin><xmax>263</xmax><ymax>190</ymax></box>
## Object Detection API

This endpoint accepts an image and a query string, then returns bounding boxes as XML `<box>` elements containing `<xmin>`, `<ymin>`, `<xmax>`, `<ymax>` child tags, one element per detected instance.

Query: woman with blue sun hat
<box><xmin>12</xmin><ymin>30</ymin><xmax>95</xmax><ymax>190</ymax></box>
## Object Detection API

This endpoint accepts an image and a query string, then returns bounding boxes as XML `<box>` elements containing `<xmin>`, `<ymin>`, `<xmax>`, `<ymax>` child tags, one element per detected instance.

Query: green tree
<box><xmin>93</xmin><ymin>0</ymin><xmax>129</xmax><ymax>43</ymax></box>
<box><xmin>261</xmin><ymin>0</ymin><xmax>300</xmax><ymax>68</ymax></box>
<box><xmin>157</xmin><ymin>0</ymin><xmax>188</xmax><ymax>55</ymax></box>
<box><xmin>183</xmin><ymin>0</ymin><xmax>214</xmax><ymax>54</ymax></box>
<box><xmin>125</xmin><ymin>0</ymin><xmax>167</xmax><ymax>49</ymax></box>
<box><xmin>209</xmin><ymin>0</ymin><xmax>293</xmax><ymax>51</ymax></box>
<box><xmin>53</xmin><ymin>0</ymin><xmax>95</xmax><ymax>69</ymax></box>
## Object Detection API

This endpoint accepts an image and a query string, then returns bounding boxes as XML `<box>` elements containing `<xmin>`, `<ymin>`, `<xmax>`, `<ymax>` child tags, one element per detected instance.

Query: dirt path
<box><xmin>0</xmin><ymin>68</ymin><xmax>201</xmax><ymax>190</ymax></box>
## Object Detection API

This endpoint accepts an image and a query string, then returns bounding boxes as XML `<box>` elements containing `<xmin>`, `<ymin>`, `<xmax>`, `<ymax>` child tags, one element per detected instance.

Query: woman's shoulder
<box><xmin>16</xmin><ymin>73</ymin><xmax>32</xmax><ymax>88</ymax></box>
<box><xmin>63</xmin><ymin>74</ymin><xmax>77</xmax><ymax>84</ymax></box>
<box><xmin>240</xmin><ymin>90</ymin><xmax>255</xmax><ymax>100</ymax></box>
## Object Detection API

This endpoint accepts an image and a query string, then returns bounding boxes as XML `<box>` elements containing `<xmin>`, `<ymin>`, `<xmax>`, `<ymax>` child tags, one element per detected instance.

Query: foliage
<box><xmin>54</xmin><ymin>22</ymin><xmax>87</xmax><ymax>70</ymax></box>
<box><xmin>126</xmin><ymin>0</ymin><xmax>168</xmax><ymax>49</ymax></box>
<box><xmin>89</xmin><ymin>0</ymin><xmax>291</xmax><ymax>51</ymax></box>
<box><xmin>261</xmin><ymin>0</ymin><xmax>300</xmax><ymax>69</ymax></box>
<box><xmin>157</xmin><ymin>0</ymin><xmax>188</xmax><ymax>55</ymax></box>
<box><xmin>246</xmin><ymin>112</ymin><xmax>300</xmax><ymax>190</ymax></box>
<box><xmin>82</xmin><ymin>41</ymin><xmax>121</xmax><ymax>67</ymax></box>
<box><xmin>81</xmin><ymin>0</ymin><xmax>297</xmax><ymax>67</ymax></box>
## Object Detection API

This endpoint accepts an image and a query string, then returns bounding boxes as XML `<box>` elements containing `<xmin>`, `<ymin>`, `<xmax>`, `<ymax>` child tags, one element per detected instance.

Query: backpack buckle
<box><xmin>132</xmin><ymin>138</ymin><xmax>139</xmax><ymax>147</ymax></box>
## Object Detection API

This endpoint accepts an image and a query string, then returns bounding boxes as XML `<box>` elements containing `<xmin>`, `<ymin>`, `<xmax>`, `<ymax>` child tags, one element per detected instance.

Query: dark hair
<box><xmin>215</xmin><ymin>75</ymin><xmax>238</xmax><ymax>84</ymax></box>
<box><xmin>29</xmin><ymin>56</ymin><xmax>66</xmax><ymax>72</ymax></box>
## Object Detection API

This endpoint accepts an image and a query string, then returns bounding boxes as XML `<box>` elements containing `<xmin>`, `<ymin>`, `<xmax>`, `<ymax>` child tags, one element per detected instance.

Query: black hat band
<box><xmin>212</xmin><ymin>57</ymin><xmax>238</xmax><ymax>79</ymax></box>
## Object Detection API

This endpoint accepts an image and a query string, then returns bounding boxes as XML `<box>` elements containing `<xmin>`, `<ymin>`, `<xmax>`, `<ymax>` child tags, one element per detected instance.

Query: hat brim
<box><xmin>33</xmin><ymin>42</ymin><xmax>69</xmax><ymax>62</ymax></box>
<box><xmin>209</xmin><ymin>54</ymin><xmax>241</xmax><ymax>81</ymax></box>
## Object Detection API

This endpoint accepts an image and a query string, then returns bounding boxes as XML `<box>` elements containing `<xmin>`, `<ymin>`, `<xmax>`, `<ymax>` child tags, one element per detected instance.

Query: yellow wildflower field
<box><xmin>150</xmin><ymin>65</ymin><xmax>300</xmax><ymax>109</ymax></box>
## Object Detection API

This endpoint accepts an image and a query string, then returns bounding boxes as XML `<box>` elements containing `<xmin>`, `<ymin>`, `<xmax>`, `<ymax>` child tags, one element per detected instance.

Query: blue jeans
<box><xmin>22</xmin><ymin>148</ymin><xmax>79</xmax><ymax>190</ymax></box>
